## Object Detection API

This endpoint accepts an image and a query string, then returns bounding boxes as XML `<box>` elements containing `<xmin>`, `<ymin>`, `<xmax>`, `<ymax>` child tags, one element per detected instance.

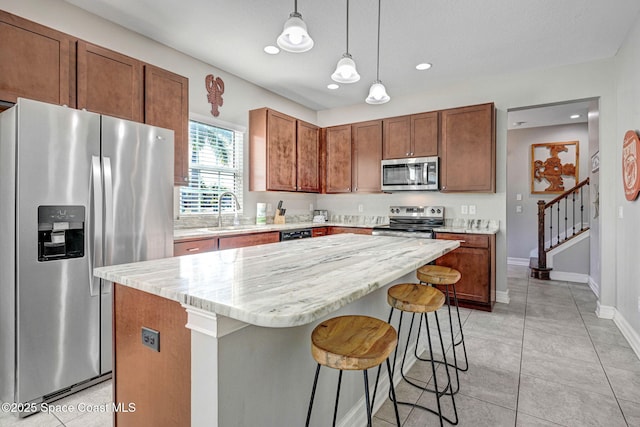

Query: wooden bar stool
<box><xmin>305</xmin><ymin>315</ymin><xmax>401</xmax><ymax>427</ymax></box>
<box><xmin>374</xmin><ymin>283</ymin><xmax>458</xmax><ymax>426</ymax></box>
<box><xmin>417</xmin><ymin>265</ymin><xmax>469</xmax><ymax>395</ymax></box>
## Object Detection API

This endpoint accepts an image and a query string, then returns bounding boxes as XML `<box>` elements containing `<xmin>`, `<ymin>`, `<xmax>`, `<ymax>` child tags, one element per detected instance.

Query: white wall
<box><xmin>614</xmin><ymin>17</ymin><xmax>640</xmax><ymax>333</ymax></box>
<box><xmin>506</xmin><ymin>123</ymin><xmax>590</xmax><ymax>260</ymax></box>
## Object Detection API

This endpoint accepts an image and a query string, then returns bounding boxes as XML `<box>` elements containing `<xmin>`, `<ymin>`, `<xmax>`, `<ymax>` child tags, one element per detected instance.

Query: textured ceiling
<box><xmin>65</xmin><ymin>0</ymin><xmax>640</xmax><ymax>111</ymax></box>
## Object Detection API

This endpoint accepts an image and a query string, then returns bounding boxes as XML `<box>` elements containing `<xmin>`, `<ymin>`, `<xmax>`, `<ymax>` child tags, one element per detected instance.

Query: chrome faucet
<box><xmin>217</xmin><ymin>191</ymin><xmax>241</xmax><ymax>228</ymax></box>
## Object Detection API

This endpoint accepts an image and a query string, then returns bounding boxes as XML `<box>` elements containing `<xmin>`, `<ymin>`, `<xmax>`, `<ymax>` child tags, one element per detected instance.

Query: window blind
<box><xmin>179</xmin><ymin>120</ymin><xmax>243</xmax><ymax>214</ymax></box>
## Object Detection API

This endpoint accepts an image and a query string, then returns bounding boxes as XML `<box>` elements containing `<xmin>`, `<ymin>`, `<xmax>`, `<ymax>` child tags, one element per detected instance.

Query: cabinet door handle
<box><xmin>405</xmin><ymin>152</ymin><xmax>410</xmax><ymax>156</ymax></box>
<box><xmin>187</xmin><ymin>247</ymin><xmax>200</xmax><ymax>252</ymax></box>
<box><xmin>347</xmin><ymin>187</ymin><xmax>350</xmax><ymax>191</ymax></box>
<box><xmin>410</xmin><ymin>152</ymin><xmax>414</xmax><ymax>156</ymax></box>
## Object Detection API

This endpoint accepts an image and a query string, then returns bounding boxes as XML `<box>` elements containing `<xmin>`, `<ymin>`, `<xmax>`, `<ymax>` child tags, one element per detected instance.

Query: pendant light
<box><xmin>331</xmin><ymin>0</ymin><xmax>360</xmax><ymax>83</ymax></box>
<box><xmin>366</xmin><ymin>0</ymin><xmax>390</xmax><ymax>104</ymax></box>
<box><xmin>277</xmin><ymin>0</ymin><xmax>314</xmax><ymax>53</ymax></box>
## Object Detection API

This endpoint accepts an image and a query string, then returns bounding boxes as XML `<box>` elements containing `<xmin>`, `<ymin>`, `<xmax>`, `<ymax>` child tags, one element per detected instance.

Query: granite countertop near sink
<box><xmin>174</xmin><ymin>219</ymin><xmax>386</xmax><ymax>242</ymax></box>
<box><xmin>94</xmin><ymin>234</ymin><xmax>460</xmax><ymax>328</ymax></box>
<box><xmin>434</xmin><ymin>218</ymin><xmax>499</xmax><ymax>235</ymax></box>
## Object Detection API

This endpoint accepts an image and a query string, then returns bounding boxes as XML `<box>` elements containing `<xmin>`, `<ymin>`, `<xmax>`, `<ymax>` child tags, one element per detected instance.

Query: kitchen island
<box><xmin>94</xmin><ymin>234</ymin><xmax>460</xmax><ymax>427</ymax></box>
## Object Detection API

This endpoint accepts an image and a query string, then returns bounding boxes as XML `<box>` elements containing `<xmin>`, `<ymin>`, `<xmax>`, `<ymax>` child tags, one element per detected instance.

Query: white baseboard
<box><xmin>549</xmin><ymin>271</ymin><xmax>589</xmax><ymax>283</ymax></box>
<box><xmin>614</xmin><ymin>310</ymin><xmax>640</xmax><ymax>361</ymax></box>
<box><xmin>588</xmin><ymin>277</ymin><xmax>600</xmax><ymax>298</ymax></box>
<box><xmin>507</xmin><ymin>257</ymin><xmax>530</xmax><ymax>266</ymax></box>
<box><xmin>596</xmin><ymin>302</ymin><xmax>616</xmax><ymax>319</ymax></box>
<box><xmin>496</xmin><ymin>290</ymin><xmax>510</xmax><ymax>304</ymax></box>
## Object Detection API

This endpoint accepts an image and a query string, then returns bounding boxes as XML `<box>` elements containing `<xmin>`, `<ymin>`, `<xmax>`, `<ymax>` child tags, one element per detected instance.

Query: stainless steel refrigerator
<box><xmin>0</xmin><ymin>98</ymin><xmax>173</xmax><ymax>409</ymax></box>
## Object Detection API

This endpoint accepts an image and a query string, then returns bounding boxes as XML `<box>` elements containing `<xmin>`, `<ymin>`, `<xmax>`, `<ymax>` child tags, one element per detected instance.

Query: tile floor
<box><xmin>373</xmin><ymin>264</ymin><xmax>640</xmax><ymax>426</ymax></box>
<box><xmin>2</xmin><ymin>264</ymin><xmax>639</xmax><ymax>426</ymax></box>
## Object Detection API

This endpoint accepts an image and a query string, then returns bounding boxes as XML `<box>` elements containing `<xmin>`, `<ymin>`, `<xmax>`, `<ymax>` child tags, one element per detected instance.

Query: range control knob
<box><xmin>436</xmin><ymin>208</ymin><xmax>442</xmax><ymax>214</ymax></box>
<box><xmin>430</xmin><ymin>208</ymin><xmax>436</xmax><ymax>214</ymax></box>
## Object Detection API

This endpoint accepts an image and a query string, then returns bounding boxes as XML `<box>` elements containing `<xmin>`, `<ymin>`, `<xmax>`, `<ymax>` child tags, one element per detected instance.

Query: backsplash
<box><xmin>174</xmin><ymin>213</ymin><xmax>388</xmax><ymax>229</ymax></box>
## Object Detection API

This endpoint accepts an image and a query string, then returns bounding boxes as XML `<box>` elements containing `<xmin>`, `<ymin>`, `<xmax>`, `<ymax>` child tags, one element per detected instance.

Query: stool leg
<box><xmin>451</xmin><ymin>284</ymin><xmax>469</xmax><ymax>372</ymax></box>
<box><xmin>305</xmin><ymin>364</ymin><xmax>321</xmax><ymax>427</ymax></box>
<box><xmin>386</xmin><ymin>357</ymin><xmax>402</xmax><ymax>426</ymax></box>
<box><xmin>371</xmin><ymin>306</ymin><xmax>396</xmax><ymax>409</ymax></box>
<box><xmin>424</xmin><ymin>311</ymin><xmax>445</xmax><ymax>427</ymax></box>
<box><xmin>363</xmin><ymin>370</ymin><xmax>373</xmax><ymax>427</ymax></box>
<box><xmin>332</xmin><ymin>370</ymin><xmax>343</xmax><ymax>427</ymax></box>
<box><xmin>433</xmin><ymin>310</ymin><xmax>459</xmax><ymax>425</ymax></box>
<box><xmin>444</xmin><ymin>284</ymin><xmax>462</xmax><ymax>394</ymax></box>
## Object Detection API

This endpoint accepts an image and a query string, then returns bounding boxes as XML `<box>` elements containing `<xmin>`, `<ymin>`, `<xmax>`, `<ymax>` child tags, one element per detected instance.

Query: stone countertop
<box><xmin>433</xmin><ymin>219</ymin><xmax>499</xmax><ymax>235</ymax></box>
<box><xmin>94</xmin><ymin>234</ymin><xmax>459</xmax><ymax>328</ymax></box>
<box><xmin>173</xmin><ymin>222</ymin><xmax>376</xmax><ymax>241</ymax></box>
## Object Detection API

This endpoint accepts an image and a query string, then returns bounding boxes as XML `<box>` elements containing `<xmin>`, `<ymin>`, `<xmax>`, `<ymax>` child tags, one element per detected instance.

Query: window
<box><xmin>179</xmin><ymin>119</ymin><xmax>243</xmax><ymax>214</ymax></box>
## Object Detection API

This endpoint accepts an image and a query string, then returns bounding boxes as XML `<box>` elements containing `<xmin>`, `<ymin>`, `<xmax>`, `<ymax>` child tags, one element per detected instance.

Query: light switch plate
<box><xmin>358</xmin><ymin>204</ymin><xmax>363</xmax><ymax>213</ymax></box>
<box><xmin>516</xmin><ymin>193</ymin><xmax>522</xmax><ymax>201</ymax></box>
<box><xmin>516</xmin><ymin>205</ymin><xmax>523</xmax><ymax>213</ymax></box>
<box><xmin>461</xmin><ymin>205</ymin><xmax>468</xmax><ymax>215</ymax></box>
<box><xmin>469</xmin><ymin>205</ymin><xmax>477</xmax><ymax>215</ymax></box>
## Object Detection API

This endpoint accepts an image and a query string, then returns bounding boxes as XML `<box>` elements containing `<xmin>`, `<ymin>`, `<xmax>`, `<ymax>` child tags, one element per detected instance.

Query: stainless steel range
<box><xmin>372</xmin><ymin>206</ymin><xmax>445</xmax><ymax>238</ymax></box>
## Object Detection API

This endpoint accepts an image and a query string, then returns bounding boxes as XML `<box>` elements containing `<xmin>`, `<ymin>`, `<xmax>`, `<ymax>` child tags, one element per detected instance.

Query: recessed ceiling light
<box><xmin>416</xmin><ymin>63</ymin><xmax>432</xmax><ymax>71</ymax></box>
<box><xmin>327</xmin><ymin>83</ymin><xmax>339</xmax><ymax>90</ymax></box>
<box><xmin>264</xmin><ymin>45</ymin><xmax>280</xmax><ymax>55</ymax></box>
<box><xmin>570</xmin><ymin>114</ymin><xmax>581</xmax><ymax>119</ymax></box>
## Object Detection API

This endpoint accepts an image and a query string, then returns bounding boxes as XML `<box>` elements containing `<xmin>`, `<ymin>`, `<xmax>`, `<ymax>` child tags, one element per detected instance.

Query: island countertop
<box><xmin>94</xmin><ymin>234</ymin><xmax>459</xmax><ymax>328</ymax></box>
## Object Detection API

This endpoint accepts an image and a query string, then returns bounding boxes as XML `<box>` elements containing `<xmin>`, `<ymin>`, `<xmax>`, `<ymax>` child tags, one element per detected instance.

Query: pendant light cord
<box><xmin>346</xmin><ymin>0</ymin><xmax>350</xmax><ymax>54</ymax></box>
<box><xmin>294</xmin><ymin>0</ymin><xmax>298</xmax><ymax>13</ymax></box>
<box><xmin>376</xmin><ymin>0</ymin><xmax>381</xmax><ymax>81</ymax></box>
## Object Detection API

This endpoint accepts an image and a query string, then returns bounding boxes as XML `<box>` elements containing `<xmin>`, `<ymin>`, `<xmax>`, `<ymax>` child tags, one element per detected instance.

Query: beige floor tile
<box><xmin>604</xmin><ymin>365</ymin><xmax>640</xmax><ymax>404</ymax></box>
<box><xmin>523</xmin><ymin>328</ymin><xmax>599</xmax><ymax>364</ymax></box>
<box><xmin>0</xmin><ymin>410</ymin><xmax>61</xmax><ymax>427</ymax></box>
<box><xmin>594</xmin><ymin>341</ymin><xmax>640</xmax><ymax>372</ymax></box>
<box><xmin>516</xmin><ymin>412</ymin><xmax>566</xmax><ymax>426</ymax></box>
<box><xmin>618</xmin><ymin>398</ymin><xmax>640</xmax><ymax>426</ymax></box>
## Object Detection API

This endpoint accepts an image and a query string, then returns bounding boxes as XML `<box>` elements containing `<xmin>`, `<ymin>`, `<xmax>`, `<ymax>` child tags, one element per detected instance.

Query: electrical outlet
<box><xmin>358</xmin><ymin>204</ymin><xmax>364</xmax><ymax>213</ymax></box>
<box><xmin>461</xmin><ymin>205</ymin><xmax>468</xmax><ymax>215</ymax></box>
<box><xmin>516</xmin><ymin>193</ymin><xmax>523</xmax><ymax>201</ymax></box>
<box><xmin>142</xmin><ymin>327</ymin><xmax>160</xmax><ymax>352</ymax></box>
<box><xmin>516</xmin><ymin>205</ymin><xmax>523</xmax><ymax>213</ymax></box>
<box><xmin>619</xmin><ymin>206</ymin><xmax>624</xmax><ymax>219</ymax></box>
<box><xmin>469</xmin><ymin>205</ymin><xmax>477</xmax><ymax>215</ymax></box>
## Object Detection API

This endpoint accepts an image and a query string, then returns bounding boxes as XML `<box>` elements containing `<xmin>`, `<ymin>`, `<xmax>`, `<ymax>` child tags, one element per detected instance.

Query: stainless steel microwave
<box><xmin>381</xmin><ymin>156</ymin><xmax>439</xmax><ymax>191</ymax></box>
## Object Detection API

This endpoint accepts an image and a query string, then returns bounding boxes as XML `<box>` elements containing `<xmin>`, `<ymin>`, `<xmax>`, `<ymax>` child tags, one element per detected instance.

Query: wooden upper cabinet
<box><xmin>383</xmin><ymin>112</ymin><xmax>438</xmax><ymax>159</ymax></box>
<box><xmin>324</xmin><ymin>125</ymin><xmax>352</xmax><ymax>193</ymax></box>
<box><xmin>297</xmin><ymin>120</ymin><xmax>320</xmax><ymax>192</ymax></box>
<box><xmin>77</xmin><ymin>41</ymin><xmax>143</xmax><ymax>122</ymax></box>
<box><xmin>0</xmin><ymin>11</ymin><xmax>73</xmax><ymax>106</ymax></box>
<box><xmin>382</xmin><ymin>116</ymin><xmax>411</xmax><ymax>159</ymax></box>
<box><xmin>144</xmin><ymin>65</ymin><xmax>189</xmax><ymax>186</ymax></box>
<box><xmin>249</xmin><ymin>108</ymin><xmax>297</xmax><ymax>191</ymax></box>
<box><xmin>411</xmin><ymin>112</ymin><xmax>439</xmax><ymax>157</ymax></box>
<box><xmin>352</xmin><ymin>120</ymin><xmax>382</xmax><ymax>193</ymax></box>
<box><xmin>440</xmin><ymin>103</ymin><xmax>495</xmax><ymax>193</ymax></box>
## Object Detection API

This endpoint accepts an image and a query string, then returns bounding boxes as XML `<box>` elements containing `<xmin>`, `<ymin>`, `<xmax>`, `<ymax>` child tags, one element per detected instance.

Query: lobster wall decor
<box><xmin>205</xmin><ymin>74</ymin><xmax>224</xmax><ymax>117</ymax></box>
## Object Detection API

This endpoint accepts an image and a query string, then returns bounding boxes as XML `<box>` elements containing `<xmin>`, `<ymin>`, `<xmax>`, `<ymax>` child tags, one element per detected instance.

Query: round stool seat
<box><xmin>417</xmin><ymin>265</ymin><xmax>461</xmax><ymax>285</ymax></box>
<box><xmin>311</xmin><ymin>315</ymin><xmax>397</xmax><ymax>371</ymax></box>
<box><xmin>388</xmin><ymin>283</ymin><xmax>445</xmax><ymax>313</ymax></box>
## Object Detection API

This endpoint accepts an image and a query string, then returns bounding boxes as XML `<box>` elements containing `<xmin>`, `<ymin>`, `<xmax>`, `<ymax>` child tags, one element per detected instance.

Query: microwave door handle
<box><xmin>89</xmin><ymin>155</ymin><xmax>102</xmax><ymax>297</ymax></box>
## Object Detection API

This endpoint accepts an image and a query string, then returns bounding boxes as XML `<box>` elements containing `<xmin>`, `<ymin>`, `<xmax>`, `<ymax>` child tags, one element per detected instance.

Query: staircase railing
<box><xmin>536</xmin><ymin>177</ymin><xmax>590</xmax><ymax>271</ymax></box>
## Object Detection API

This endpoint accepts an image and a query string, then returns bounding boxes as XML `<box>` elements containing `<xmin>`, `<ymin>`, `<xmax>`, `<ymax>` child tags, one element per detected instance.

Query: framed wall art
<box><xmin>531</xmin><ymin>141</ymin><xmax>579</xmax><ymax>194</ymax></box>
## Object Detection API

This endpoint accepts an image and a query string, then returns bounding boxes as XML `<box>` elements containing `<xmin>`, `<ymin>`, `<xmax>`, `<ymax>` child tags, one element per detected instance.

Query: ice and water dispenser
<box><xmin>37</xmin><ymin>205</ymin><xmax>85</xmax><ymax>261</ymax></box>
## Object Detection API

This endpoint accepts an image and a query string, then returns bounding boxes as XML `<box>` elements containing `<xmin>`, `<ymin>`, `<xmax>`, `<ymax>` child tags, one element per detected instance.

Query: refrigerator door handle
<box><xmin>90</xmin><ymin>155</ymin><xmax>103</xmax><ymax>297</ymax></box>
<box><xmin>103</xmin><ymin>156</ymin><xmax>114</xmax><ymax>295</ymax></box>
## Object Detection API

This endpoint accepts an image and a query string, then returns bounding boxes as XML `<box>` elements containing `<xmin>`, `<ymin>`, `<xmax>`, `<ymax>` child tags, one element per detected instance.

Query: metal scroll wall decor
<box><xmin>531</xmin><ymin>141</ymin><xmax>579</xmax><ymax>194</ymax></box>
<box><xmin>623</xmin><ymin>130</ymin><xmax>640</xmax><ymax>201</ymax></box>
<box><xmin>205</xmin><ymin>74</ymin><xmax>224</xmax><ymax>117</ymax></box>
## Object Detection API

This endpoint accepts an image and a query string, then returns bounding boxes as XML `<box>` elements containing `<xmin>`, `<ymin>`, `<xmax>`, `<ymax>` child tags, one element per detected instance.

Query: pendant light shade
<box><xmin>366</xmin><ymin>80</ymin><xmax>390</xmax><ymax>104</ymax></box>
<box><xmin>331</xmin><ymin>0</ymin><xmax>360</xmax><ymax>84</ymax></box>
<box><xmin>331</xmin><ymin>53</ymin><xmax>360</xmax><ymax>83</ymax></box>
<box><xmin>366</xmin><ymin>0</ymin><xmax>390</xmax><ymax>104</ymax></box>
<box><xmin>277</xmin><ymin>1</ymin><xmax>314</xmax><ymax>53</ymax></box>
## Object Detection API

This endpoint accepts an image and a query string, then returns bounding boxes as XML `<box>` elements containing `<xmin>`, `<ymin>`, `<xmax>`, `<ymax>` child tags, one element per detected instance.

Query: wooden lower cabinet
<box><xmin>218</xmin><ymin>231</ymin><xmax>280</xmax><ymax>250</ymax></box>
<box><xmin>434</xmin><ymin>232</ymin><xmax>496</xmax><ymax>311</ymax></box>
<box><xmin>173</xmin><ymin>237</ymin><xmax>218</xmax><ymax>256</ymax></box>
<box><xmin>312</xmin><ymin>227</ymin><xmax>328</xmax><ymax>237</ymax></box>
<box><xmin>327</xmin><ymin>227</ymin><xmax>372</xmax><ymax>235</ymax></box>
<box><xmin>114</xmin><ymin>284</ymin><xmax>190</xmax><ymax>427</ymax></box>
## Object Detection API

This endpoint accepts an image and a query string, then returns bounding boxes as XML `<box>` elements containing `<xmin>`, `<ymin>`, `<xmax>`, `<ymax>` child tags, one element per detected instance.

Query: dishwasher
<box><xmin>280</xmin><ymin>229</ymin><xmax>313</xmax><ymax>241</ymax></box>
